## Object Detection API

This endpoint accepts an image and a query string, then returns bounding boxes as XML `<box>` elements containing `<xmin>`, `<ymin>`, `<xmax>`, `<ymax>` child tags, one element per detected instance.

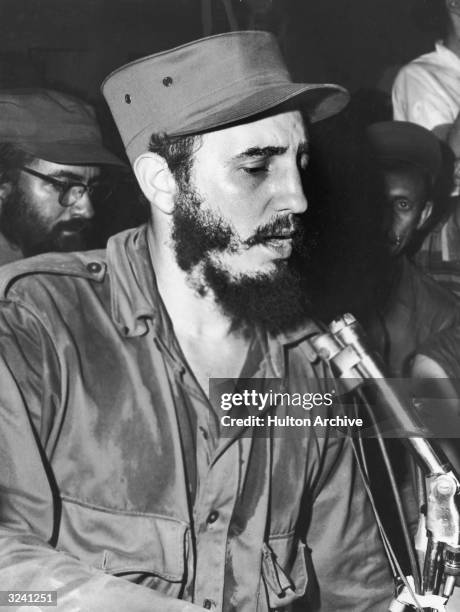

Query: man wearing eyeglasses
<box><xmin>0</xmin><ymin>89</ymin><xmax>123</xmax><ymax>264</ymax></box>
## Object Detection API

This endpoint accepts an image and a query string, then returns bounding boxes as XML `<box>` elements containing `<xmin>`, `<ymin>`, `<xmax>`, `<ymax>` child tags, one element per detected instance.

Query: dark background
<box><xmin>0</xmin><ymin>0</ymin><xmax>440</xmax><ymax>119</ymax></box>
<box><xmin>0</xmin><ymin>0</ymin><xmax>442</xmax><ymax>165</ymax></box>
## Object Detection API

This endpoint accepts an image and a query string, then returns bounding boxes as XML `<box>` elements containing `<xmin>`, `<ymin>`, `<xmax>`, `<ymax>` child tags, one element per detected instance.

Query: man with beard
<box><xmin>0</xmin><ymin>89</ymin><xmax>123</xmax><ymax>263</ymax></box>
<box><xmin>0</xmin><ymin>33</ymin><xmax>393</xmax><ymax>611</ymax></box>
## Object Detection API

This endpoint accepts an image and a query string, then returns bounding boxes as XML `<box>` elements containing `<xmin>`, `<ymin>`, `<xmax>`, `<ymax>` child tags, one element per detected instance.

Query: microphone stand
<box><xmin>310</xmin><ymin>314</ymin><xmax>460</xmax><ymax>612</ymax></box>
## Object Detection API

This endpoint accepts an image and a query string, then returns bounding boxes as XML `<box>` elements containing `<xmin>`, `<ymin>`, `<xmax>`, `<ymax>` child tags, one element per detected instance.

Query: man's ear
<box><xmin>133</xmin><ymin>153</ymin><xmax>176</xmax><ymax>214</ymax></box>
<box><xmin>417</xmin><ymin>200</ymin><xmax>433</xmax><ymax>230</ymax></box>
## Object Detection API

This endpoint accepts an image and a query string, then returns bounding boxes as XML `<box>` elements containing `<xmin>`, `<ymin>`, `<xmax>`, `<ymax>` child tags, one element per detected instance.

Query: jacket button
<box><xmin>87</xmin><ymin>262</ymin><xmax>102</xmax><ymax>274</ymax></box>
<box><xmin>207</xmin><ymin>511</ymin><xmax>219</xmax><ymax>524</ymax></box>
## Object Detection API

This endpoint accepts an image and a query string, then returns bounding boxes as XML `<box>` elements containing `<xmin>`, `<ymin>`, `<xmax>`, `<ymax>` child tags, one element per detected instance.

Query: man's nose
<box><xmin>70</xmin><ymin>192</ymin><xmax>95</xmax><ymax>219</ymax></box>
<box><xmin>275</xmin><ymin>169</ymin><xmax>308</xmax><ymax>215</ymax></box>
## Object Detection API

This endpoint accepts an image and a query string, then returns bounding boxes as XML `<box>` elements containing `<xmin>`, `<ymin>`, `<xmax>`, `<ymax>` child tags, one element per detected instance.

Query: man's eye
<box><xmin>395</xmin><ymin>199</ymin><xmax>411</xmax><ymax>211</ymax></box>
<box><xmin>242</xmin><ymin>164</ymin><xmax>268</xmax><ymax>175</ymax></box>
<box><xmin>47</xmin><ymin>181</ymin><xmax>67</xmax><ymax>195</ymax></box>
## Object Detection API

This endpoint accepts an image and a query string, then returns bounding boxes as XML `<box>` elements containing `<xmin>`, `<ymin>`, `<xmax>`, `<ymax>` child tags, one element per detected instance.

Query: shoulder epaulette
<box><xmin>0</xmin><ymin>249</ymin><xmax>107</xmax><ymax>298</ymax></box>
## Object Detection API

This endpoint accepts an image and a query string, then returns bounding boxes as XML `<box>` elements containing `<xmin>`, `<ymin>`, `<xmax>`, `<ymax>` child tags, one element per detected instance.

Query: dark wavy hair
<box><xmin>0</xmin><ymin>144</ymin><xmax>33</xmax><ymax>186</ymax></box>
<box><xmin>148</xmin><ymin>133</ymin><xmax>202</xmax><ymax>187</ymax></box>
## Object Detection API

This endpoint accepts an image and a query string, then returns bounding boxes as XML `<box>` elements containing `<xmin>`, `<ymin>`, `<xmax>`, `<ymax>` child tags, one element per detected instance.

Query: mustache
<box><xmin>244</xmin><ymin>215</ymin><xmax>302</xmax><ymax>246</ymax></box>
<box><xmin>54</xmin><ymin>218</ymin><xmax>91</xmax><ymax>234</ymax></box>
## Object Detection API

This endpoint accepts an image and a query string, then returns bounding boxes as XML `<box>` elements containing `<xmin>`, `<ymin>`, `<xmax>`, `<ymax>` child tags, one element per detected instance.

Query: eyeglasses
<box><xmin>20</xmin><ymin>166</ymin><xmax>112</xmax><ymax>208</ymax></box>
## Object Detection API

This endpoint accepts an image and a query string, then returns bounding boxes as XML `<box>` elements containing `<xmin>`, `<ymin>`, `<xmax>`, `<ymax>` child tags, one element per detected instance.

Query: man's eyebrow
<box><xmin>232</xmin><ymin>146</ymin><xmax>288</xmax><ymax>161</ymax></box>
<box><xmin>232</xmin><ymin>141</ymin><xmax>309</xmax><ymax>162</ymax></box>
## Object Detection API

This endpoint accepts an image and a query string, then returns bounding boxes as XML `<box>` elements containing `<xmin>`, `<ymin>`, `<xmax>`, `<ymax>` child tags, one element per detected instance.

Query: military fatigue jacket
<box><xmin>0</xmin><ymin>225</ymin><xmax>391</xmax><ymax>611</ymax></box>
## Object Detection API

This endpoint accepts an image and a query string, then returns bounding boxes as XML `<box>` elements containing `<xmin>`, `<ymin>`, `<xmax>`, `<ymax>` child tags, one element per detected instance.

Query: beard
<box><xmin>171</xmin><ymin>182</ymin><xmax>311</xmax><ymax>333</ymax></box>
<box><xmin>0</xmin><ymin>183</ymin><xmax>92</xmax><ymax>257</ymax></box>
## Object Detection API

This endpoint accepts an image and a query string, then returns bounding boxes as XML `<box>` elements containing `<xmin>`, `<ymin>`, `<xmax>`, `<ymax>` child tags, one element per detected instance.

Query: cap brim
<box><xmin>18</xmin><ymin>141</ymin><xmax>126</xmax><ymax>168</ymax></box>
<box><xmin>126</xmin><ymin>81</ymin><xmax>349</xmax><ymax>163</ymax></box>
<box><xmin>169</xmin><ymin>82</ymin><xmax>350</xmax><ymax>137</ymax></box>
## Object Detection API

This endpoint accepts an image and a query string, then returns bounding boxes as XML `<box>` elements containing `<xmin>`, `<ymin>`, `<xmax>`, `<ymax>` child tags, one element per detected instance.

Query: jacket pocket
<box><xmin>259</xmin><ymin>534</ymin><xmax>309</xmax><ymax>610</ymax></box>
<box><xmin>59</xmin><ymin>498</ymin><xmax>188</xmax><ymax>597</ymax></box>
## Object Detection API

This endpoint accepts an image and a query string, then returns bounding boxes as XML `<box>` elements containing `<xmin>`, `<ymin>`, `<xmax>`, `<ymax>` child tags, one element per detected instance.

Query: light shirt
<box><xmin>392</xmin><ymin>42</ymin><xmax>460</xmax><ymax>130</ymax></box>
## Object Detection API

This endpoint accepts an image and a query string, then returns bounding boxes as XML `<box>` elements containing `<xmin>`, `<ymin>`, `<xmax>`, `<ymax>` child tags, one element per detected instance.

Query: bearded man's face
<box><xmin>0</xmin><ymin>159</ymin><xmax>98</xmax><ymax>256</ymax></box>
<box><xmin>171</xmin><ymin>110</ymin><xmax>312</xmax><ymax>331</ymax></box>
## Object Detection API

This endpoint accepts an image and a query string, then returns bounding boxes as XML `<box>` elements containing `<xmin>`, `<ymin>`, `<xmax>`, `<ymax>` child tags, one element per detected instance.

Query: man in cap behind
<box><xmin>365</xmin><ymin>120</ymin><xmax>460</xmax><ymax>376</ymax></box>
<box><xmin>0</xmin><ymin>34</ymin><xmax>392</xmax><ymax>611</ymax></box>
<box><xmin>0</xmin><ymin>89</ymin><xmax>123</xmax><ymax>263</ymax></box>
<box><xmin>364</xmin><ymin>121</ymin><xmax>460</xmax><ymax>580</ymax></box>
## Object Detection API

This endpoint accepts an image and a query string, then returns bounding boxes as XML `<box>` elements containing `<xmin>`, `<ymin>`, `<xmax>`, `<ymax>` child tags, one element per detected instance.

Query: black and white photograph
<box><xmin>0</xmin><ymin>1</ymin><xmax>460</xmax><ymax>610</ymax></box>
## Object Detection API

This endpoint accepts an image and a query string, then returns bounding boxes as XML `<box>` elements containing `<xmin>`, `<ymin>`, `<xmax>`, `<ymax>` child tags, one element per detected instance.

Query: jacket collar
<box><xmin>107</xmin><ymin>224</ymin><xmax>161</xmax><ymax>337</ymax></box>
<box><xmin>106</xmin><ymin>223</ymin><xmax>322</xmax><ymax>364</ymax></box>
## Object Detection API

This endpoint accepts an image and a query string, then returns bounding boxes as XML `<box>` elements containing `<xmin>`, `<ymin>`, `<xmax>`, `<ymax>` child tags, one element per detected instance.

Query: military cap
<box><xmin>102</xmin><ymin>31</ymin><xmax>349</xmax><ymax>164</ymax></box>
<box><xmin>0</xmin><ymin>89</ymin><xmax>124</xmax><ymax>167</ymax></box>
<box><xmin>367</xmin><ymin>120</ymin><xmax>442</xmax><ymax>183</ymax></box>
